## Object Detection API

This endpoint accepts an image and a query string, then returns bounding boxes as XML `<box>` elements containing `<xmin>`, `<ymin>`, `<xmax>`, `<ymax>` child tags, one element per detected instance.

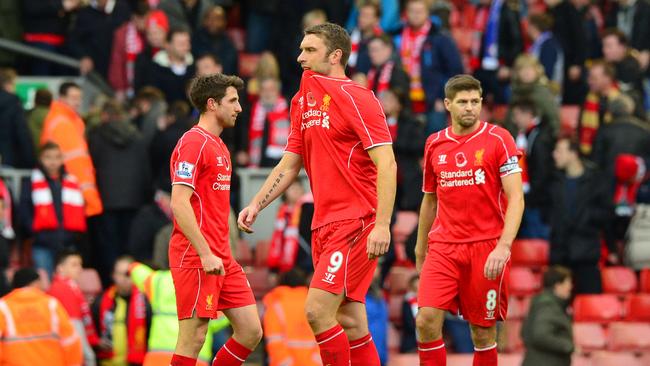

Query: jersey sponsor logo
<box><xmin>499</xmin><ymin>156</ymin><xmax>520</xmax><ymax>174</ymax></box>
<box><xmin>438</xmin><ymin>154</ymin><xmax>447</xmax><ymax>165</ymax></box>
<box><xmin>455</xmin><ymin>152</ymin><xmax>467</xmax><ymax>167</ymax></box>
<box><xmin>439</xmin><ymin>168</ymin><xmax>486</xmax><ymax>187</ymax></box>
<box><xmin>301</xmin><ymin>109</ymin><xmax>330</xmax><ymax>130</ymax></box>
<box><xmin>474</xmin><ymin>149</ymin><xmax>485</xmax><ymax>166</ymax></box>
<box><xmin>213</xmin><ymin>172</ymin><xmax>231</xmax><ymax>191</ymax></box>
<box><xmin>176</xmin><ymin>161</ymin><xmax>195</xmax><ymax>179</ymax></box>
<box><xmin>320</xmin><ymin>94</ymin><xmax>331</xmax><ymax>111</ymax></box>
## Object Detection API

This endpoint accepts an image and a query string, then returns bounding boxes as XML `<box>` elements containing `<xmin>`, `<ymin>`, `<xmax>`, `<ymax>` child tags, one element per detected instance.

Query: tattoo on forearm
<box><xmin>258</xmin><ymin>172</ymin><xmax>285</xmax><ymax>209</ymax></box>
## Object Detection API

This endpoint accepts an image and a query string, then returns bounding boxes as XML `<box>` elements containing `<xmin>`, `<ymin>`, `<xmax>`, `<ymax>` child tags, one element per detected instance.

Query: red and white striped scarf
<box><xmin>125</xmin><ymin>22</ymin><xmax>144</xmax><ymax>96</ymax></box>
<box><xmin>248</xmin><ymin>97</ymin><xmax>288</xmax><ymax>167</ymax></box>
<box><xmin>400</xmin><ymin>21</ymin><xmax>431</xmax><ymax>113</ymax></box>
<box><xmin>349</xmin><ymin>25</ymin><xmax>383</xmax><ymax>69</ymax></box>
<box><xmin>367</xmin><ymin>60</ymin><xmax>395</xmax><ymax>95</ymax></box>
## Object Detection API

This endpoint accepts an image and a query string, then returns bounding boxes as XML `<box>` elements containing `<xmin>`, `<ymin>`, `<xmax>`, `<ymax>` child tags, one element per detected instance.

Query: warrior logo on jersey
<box><xmin>474</xmin><ymin>149</ymin><xmax>485</xmax><ymax>166</ymax></box>
<box><xmin>438</xmin><ymin>154</ymin><xmax>447</xmax><ymax>165</ymax></box>
<box><xmin>176</xmin><ymin>161</ymin><xmax>195</xmax><ymax>178</ymax></box>
<box><xmin>455</xmin><ymin>152</ymin><xmax>468</xmax><ymax>167</ymax></box>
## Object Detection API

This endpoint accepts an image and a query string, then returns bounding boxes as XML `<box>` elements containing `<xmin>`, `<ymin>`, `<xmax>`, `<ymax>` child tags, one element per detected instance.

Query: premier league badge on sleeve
<box><xmin>176</xmin><ymin>161</ymin><xmax>195</xmax><ymax>178</ymax></box>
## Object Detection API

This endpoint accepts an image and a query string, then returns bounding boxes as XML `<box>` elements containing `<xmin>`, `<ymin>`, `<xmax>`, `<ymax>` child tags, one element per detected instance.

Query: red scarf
<box><xmin>469</xmin><ymin>6</ymin><xmax>490</xmax><ymax>71</ymax></box>
<box><xmin>31</xmin><ymin>169</ymin><xmax>86</xmax><ymax>232</ymax></box>
<box><xmin>248</xmin><ymin>97</ymin><xmax>289</xmax><ymax>167</ymax></box>
<box><xmin>579</xmin><ymin>88</ymin><xmax>619</xmax><ymax>155</ymax></box>
<box><xmin>98</xmin><ymin>286</ymin><xmax>147</xmax><ymax>363</ymax></box>
<box><xmin>125</xmin><ymin>22</ymin><xmax>144</xmax><ymax>96</ymax></box>
<box><xmin>400</xmin><ymin>21</ymin><xmax>431</xmax><ymax>113</ymax></box>
<box><xmin>0</xmin><ymin>179</ymin><xmax>15</xmax><ymax>240</ymax></box>
<box><xmin>349</xmin><ymin>25</ymin><xmax>383</xmax><ymax>69</ymax></box>
<box><xmin>367</xmin><ymin>60</ymin><xmax>395</xmax><ymax>95</ymax></box>
<box><xmin>52</xmin><ymin>275</ymin><xmax>100</xmax><ymax>346</ymax></box>
<box><xmin>268</xmin><ymin>193</ymin><xmax>313</xmax><ymax>272</ymax></box>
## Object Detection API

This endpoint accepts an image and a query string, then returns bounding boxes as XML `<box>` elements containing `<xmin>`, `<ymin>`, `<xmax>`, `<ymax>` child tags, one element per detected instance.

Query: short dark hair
<box><xmin>543</xmin><ymin>266</ymin><xmax>572</xmax><ymax>289</ymax></box>
<box><xmin>59</xmin><ymin>81</ymin><xmax>80</xmax><ymax>97</ymax></box>
<box><xmin>444</xmin><ymin>74</ymin><xmax>482</xmax><ymax>100</ymax></box>
<box><xmin>188</xmin><ymin>73</ymin><xmax>244</xmax><ymax>113</ymax></box>
<box><xmin>133</xmin><ymin>0</ymin><xmax>150</xmax><ymax>17</ymax></box>
<box><xmin>368</xmin><ymin>34</ymin><xmax>394</xmax><ymax>48</ymax></box>
<box><xmin>590</xmin><ymin>59</ymin><xmax>616</xmax><ymax>79</ymax></box>
<box><xmin>528</xmin><ymin>13</ymin><xmax>553</xmax><ymax>33</ymax></box>
<box><xmin>557</xmin><ymin>135</ymin><xmax>580</xmax><ymax>154</ymax></box>
<box><xmin>11</xmin><ymin>268</ymin><xmax>40</xmax><ymax>289</ymax></box>
<box><xmin>34</xmin><ymin>88</ymin><xmax>53</xmax><ymax>107</ymax></box>
<box><xmin>304</xmin><ymin>22</ymin><xmax>352</xmax><ymax>67</ymax></box>
<box><xmin>602</xmin><ymin>28</ymin><xmax>628</xmax><ymax>46</ymax></box>
<box><xmin>359</xmin><ymin>0</ymin><xmax>382</xmax><ymax>18</ymax></box>
<box><xmin>0</xmin><ymin>68</ymin><xmax>17</xmax><ymax>87</ymax></box>
<box><xmin>197</xmin><ymin>53</ymin><xmax>222</xmax><ymax>66</ymax></box>
<box><xmin>54</xmin><ymin>248</ymin><xmax>82</xmax><ymax>268</ymax></box>
<box><xmin>39</xmin><ymin>141</ymin><xmax>61</xmax><ymax>156</ymax></box>
<box><xmin>511</xmin><ymin>99</ymin><xmax>538</xmax><ymax>116</ymax></box>
<box><xmin>134</xmin><ymin>86</ymin><xmax>165</xmax><ymax>103</ymax></box>
<box><xmin>166</xmin><ymin>26</ymin><xmax>190</xmax><ymax>43</ymax></box>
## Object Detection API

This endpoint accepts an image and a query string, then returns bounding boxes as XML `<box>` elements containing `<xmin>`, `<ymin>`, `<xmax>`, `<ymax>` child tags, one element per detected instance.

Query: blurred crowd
<box><xmin>0</xmin><ymin>0</ymin><xmax>649</xmax><ymax>365</ymax></box>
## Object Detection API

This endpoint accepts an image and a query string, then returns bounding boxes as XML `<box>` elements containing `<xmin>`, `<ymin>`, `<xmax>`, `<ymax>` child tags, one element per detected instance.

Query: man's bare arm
<box><xmin>415</xmin><ymin>193</ymin><xmax>437</xmax><ymax>273</ymax></box>
<box><xmin>366</xmin><ymin>145</ymin><xmax>397</xmax><ymax>259</ymax></box>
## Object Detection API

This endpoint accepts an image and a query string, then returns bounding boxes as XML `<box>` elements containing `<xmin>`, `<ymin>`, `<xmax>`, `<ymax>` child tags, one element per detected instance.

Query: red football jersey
<box><xmin>169</xmin><ymin>126</ymin><xmax>233</xmax><ymax>268</ymax></box>
<box><xmin>422</xmin><ymin>122</ymin><xmax>522</xmax><ymax>243</ymax></box>
<box><xmin>285</xmin><ymin>71</ymin><xmax>392</xmax><ymax>229</ymax></box>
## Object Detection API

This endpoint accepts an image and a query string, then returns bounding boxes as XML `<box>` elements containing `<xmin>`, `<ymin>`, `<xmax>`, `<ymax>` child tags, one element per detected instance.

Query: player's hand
<box><xmin>200</xmin><ymin>253</ymin><xmax>225</xmax><ymax>275</ymax></box>
<box><xmin>237</xmin><ymin>205</ymin><xmax>259</xmax><ymax>233</ymax></box>
<box><xmin>484</xmin><ymin>244</ymin><xmax>510</xmax><ymax>280</ymax></box>
<box><xmin>367</xmin><ymin>224</ymin><xmax>390</xmax><ymax>260</ymax></box>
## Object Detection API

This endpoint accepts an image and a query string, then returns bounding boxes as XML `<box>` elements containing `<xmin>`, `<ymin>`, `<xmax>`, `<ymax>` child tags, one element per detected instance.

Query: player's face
<box><xmin>297</xmin><ymin>34</ymin><xmax>335</xmax><ymax>75</ymax></box>
<box><xmin>212</xmin><ymin>86</ymin><xmax>242</xmax><ymax>129</ymax></box>
<box><xmin>445</xmin><ymin>90</ymin><xmax>482</xmax><ymax>129</ymax></box>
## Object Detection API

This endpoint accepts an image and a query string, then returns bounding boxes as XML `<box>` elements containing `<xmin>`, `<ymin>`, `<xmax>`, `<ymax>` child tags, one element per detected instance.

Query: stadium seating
<box><xmin>510</xmin><ymin>239</ymin><xmax>549</xmax><ymax>269</ymax></box>
<box><xmin>591</xmin><ymin>351</ymin><xmax>643</xmax><ymax>366</ymax></box>
<box><xmin>640</xmin><ymin>268</ymin><xmax>650</xmax><ymax>293</ymax></box>
<box><xmin>607</xmin><ymin>322</ymin><xmax>650</xmax><ymax>351</ymax></box>
<box><xmin>506</xmin><ymin>295</ymin><xmax>531</xmax><ymax>320</ymax></box>
<box><xmin>573</xmin><ymin>322</ymin><xmax>607</xmax><ymax>351</ymax></box>
<box><xmin>236</xmin><ymin>239</ymin><xmax>253</xmax><ymax>266</ymax></box>
<box><xmin>623</xmin><ymin>294</ymin><xmax>650</xmax><ymax>321</ymax></box>
<box><xmin>78</xmin><ymin>268</ymin><xmax>102</xmax><ymax>303</ymax></box>
<box><xmin>573</xmin><ymin>294</ymin><xmax>623</xmax><ymax>323</ymax></box>
<box><xmin>244</xmin><ymin>266</ymin><xmax>271</xmax><ymax>299</ymax></box>
<box><xmin>602</xmin><ymin>266</ymin><xmax>638</xmax><ymax>295</ymax></box>
<box><xmin>387</xmin><ymin>266</ymin><xmax>418</xmax><ymax>295</ymax></box>
<box><xmin>500</xmin><ymin>320</ymin><xmax>523</xmax><ymax>352</ymax></box>
<box><xmin>509</xmin><ymin>266</ymin><xmax>541</xmax><ymax>296</ymax></box>
<box><xmin>571</xmin><ymin>355</ymin><xmax>593</xmax><ymax>366</ymax></box>
<box><xmin>254</xmin><ymin>239</ymin><xmax>270</xmax><ymax>267</ymax></box>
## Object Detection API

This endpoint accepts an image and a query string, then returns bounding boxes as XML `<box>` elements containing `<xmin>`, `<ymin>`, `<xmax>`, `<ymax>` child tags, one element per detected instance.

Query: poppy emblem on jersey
<box><xmin>176</xmin><ymin>161</ymin><xmax>195</xmax><ymax>178</ymax></box>
<box><xmin>455</xmin><ymin>152</ymin><xmax>467</xmax><ymax>167</ymax></box>
<box><xmin>307</xmin><ymin>92</ymin><xmax>317</xmax><ymax>107</ymax></box>
<box><xmin>206</xmin><ymin>294</ymin><xmax>214</xmax><ymax>311</ymax></box>
<box><xmin>438</xmin><ymin>154</ymin><xmax>447</xmax><ymax>165</ymax></box>
<box><xmin>320</xmin><ymin>94</ymin><xmax>331</xmax><ymax>111</ymax></box>
<box><xmin>474</xmin><ymin>149</ymin><xmax>485</xmax><ymax>166</ymax></box>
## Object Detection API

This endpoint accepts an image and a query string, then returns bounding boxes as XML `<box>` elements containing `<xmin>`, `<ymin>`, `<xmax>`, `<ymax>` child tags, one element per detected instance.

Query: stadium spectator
<box><xmin>605</xmin><ymin>0</ymin><xmax>650</xmax><ymax>71</ymax></box>
<box><xmin>94</xmin><ymin>256</ymin><xmax>152</xmax><ymax>366</ymax></box>
<box><xmin>347</xmin><ymin>0</ymin><xmax>383</xmax><ymax>74</ymax></box>
<box><xmin>131</xmin><ymin>86</ymin><xmax>167</xmax><ymax>147</ymax></box>
<box><xmin>48</xmin><ymin>248</ymin><xmax>99</xmax><ymax>366</ymax></box>
<box><xmin>396</xmin><ymin>0</ymin><xmax>463</xmax><ymax>133</ymax></box>
<box><xmin>27</xmin><ymin>88</ymin><xmax>54</xmax><ymax>157</ymax></box>
<box><xmin>19</xmin><ymin>142</ymin><xmax>87</xmax><ymax>276</ymax></box>
<box><xmin>127</xmin><ymin>189</ymin><xmax>172</xmax><ymax>262</ymax></box>
<box><xmin>0</xmin><ymin>68</ymin><xmax>36</xmax><ymax>169</ymax></box>
<box><xmin>578</xmin><ymin>60</ymin><xmax>620</xmax><ymax>156</ymax></box>
<box><xmin>108</xmin><ymin>0</ymin><xmax>152</xmax><ymax>101</ymax></box>
<box><xmin>0</xmin><ymin>268</ymin><xmax>83</xmax><ymax>366</ymax></box>
<box><xmin>526</xmin><ymin>13</ymin><xmax>564</xmax><ymax>88</ymax></box>
<box><xmin>549</xmin><ymin>137</ymin><xmax>612</xmax><ymax>294</ymax></box>
<box><xmin>509</xmin><ymin>99</ymin><xmax>555</xmax><ymax>239</ymax></box>
<box><xmin>346</xmin><ymin>0</ymin><xmax>401</xmax><ymax>34</ymax></box>
<box><xmin>550</xmin><ymin>0</ymin><xmax>590</xmax><ymax>104</ymax></box>
<box><xmin>149</xmin><ymin>101</ymin><xmax>191</xmax><ymax>193</ymax></box>
<box><xmin>41</xmin><ymin>81</ymin><xmax>103</xmax><ymax>217</ymax></box>
<box><xmin>68</xmin><ymin>0</ymin><xmax>132</xmax><ymax>77</ymax></box>
<box><xmin>243</xmin><ymin>78</ymin><xmax>289</xmax><ymax>168</ymax></box>
<box><xmin>506</xmin><ymin>54</ymin><xmax>560</xmax><ymax>135</ymax></box>
<box><xmin>158</xmin><ymin>0</ymin><xmax>215</xmax><ymax>32</ymax></box>
<box><xmin>21</xmin><ymin>0</ymin><xmax>82</xmax><ymax>75</ymax></box>
<box><xmin>400</xmin><ymin>274</ymin><xmax>418</xmax><ymax>353</ymax></box>
<box><xmin>195</xmin><ymin>53</ymin><xmax>223</xmax><ymax>76</ymax></box>
<box><xmin>366</xmin><ymin>268</ymin><xmax>389</xmax><ymax>366</ymax></box>
<box><xmin>134</xmin><ymin>10</ymin><xmax>170</xmax><ymax>93</ymax></box>
<box><xmin>262</xmin><ymin>269</ymin><xmax>320</xmax><ymax>366</ymax></box>
<box><xmin>191</xmin><ymin>5</ymin><xmax>238</xmax><ymax>75</ymax></box>
<box><xmin>521</xmin><ymin>266</ymin><xmax>574</xmax><ymax>366</ymax></box>
<box><xmin>141</xmin><ymin>27</ymin><xmax>195</xmax><ymax>104</ymax></box>
<box><xmin>366</xmin><ymin>35</ymin><xmax>410</xmax><ymax>107</ymax></box>
<box><xmin>601</xmin><ymin>28</ymin><xmax>646</xmax><ymax>117</ymax></box>
<box><xmin>470</xmin><ymin>0</ymin><xmax>524</xmax><ymax>104</ymax></box>
<box><xmin>268</xmin><ymin>179</ymin><xmax>306</xmax><ymax>273</ymax></box>
<box><xmin>245</xmin><ymin>51</ymin><xmax>280</xmax><ymax>103</ymax></box>
<box><xmin>88</xmin><ymin>100</ymin><xmax>152</xmax><ymax>285</ymax></box>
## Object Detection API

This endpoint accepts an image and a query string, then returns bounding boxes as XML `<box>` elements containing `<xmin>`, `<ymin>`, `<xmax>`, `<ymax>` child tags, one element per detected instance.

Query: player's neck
<box><xmin>324</xmin><ymin>65</ymin><xmax>347</xmax><ymax>79</ymax></box>
<box><xmin>451</xmin><ymin>120</ymin><xmax>481</xmax><ymax>136</ymax></box>
<box><xmin>197</xmin><ymin>115</ymin><xmax>223</xmax><ymax>137</ymax></box>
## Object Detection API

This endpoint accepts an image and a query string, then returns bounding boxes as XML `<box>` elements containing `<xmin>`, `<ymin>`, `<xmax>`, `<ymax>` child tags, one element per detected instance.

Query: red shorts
<box><xmin>418</xmin><ymin>240</ymin><xmax>509</xmax><ymax>327</ymax></box>
<box><xmin>310</xmin><ymin>215</ymin><xmax>377</xmax><ymax>303</ymax></box>
<box><xmin>171</xmin><ymin>260</ymin><xmax>255</xmax><ymax>320</ymax></box>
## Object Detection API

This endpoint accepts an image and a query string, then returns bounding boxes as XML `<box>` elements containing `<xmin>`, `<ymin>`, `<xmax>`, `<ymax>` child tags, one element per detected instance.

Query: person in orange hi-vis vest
<box><xmin>263</xmin><ymin>269</ymin><xmax>321</xmax><ymax>366</ymax></box>
<box><xmin>40</xmin><ymin>81</ymin><xmax>103</xmax><ymax>217</ymax></box>
<box><xmin>0</xmin><ymin>268</ymin><xmax>83</xmax><ymax>366</ymax></box>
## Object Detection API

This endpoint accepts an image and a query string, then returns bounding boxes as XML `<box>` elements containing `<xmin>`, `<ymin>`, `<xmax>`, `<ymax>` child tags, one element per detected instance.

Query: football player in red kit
<box><xmin>238</xmin><ymin>23</ymin><xmax>396</xmax><ymax>366</ymax></box>
<box><xmin>168</xmin><ymin>74</ymin><xmax>262</xmax><ymax>366</ymax></box>
<box><xmin>415</xmin><ymin>75</ymin><xmax>524</xmax><ymax>366</ymax></box>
